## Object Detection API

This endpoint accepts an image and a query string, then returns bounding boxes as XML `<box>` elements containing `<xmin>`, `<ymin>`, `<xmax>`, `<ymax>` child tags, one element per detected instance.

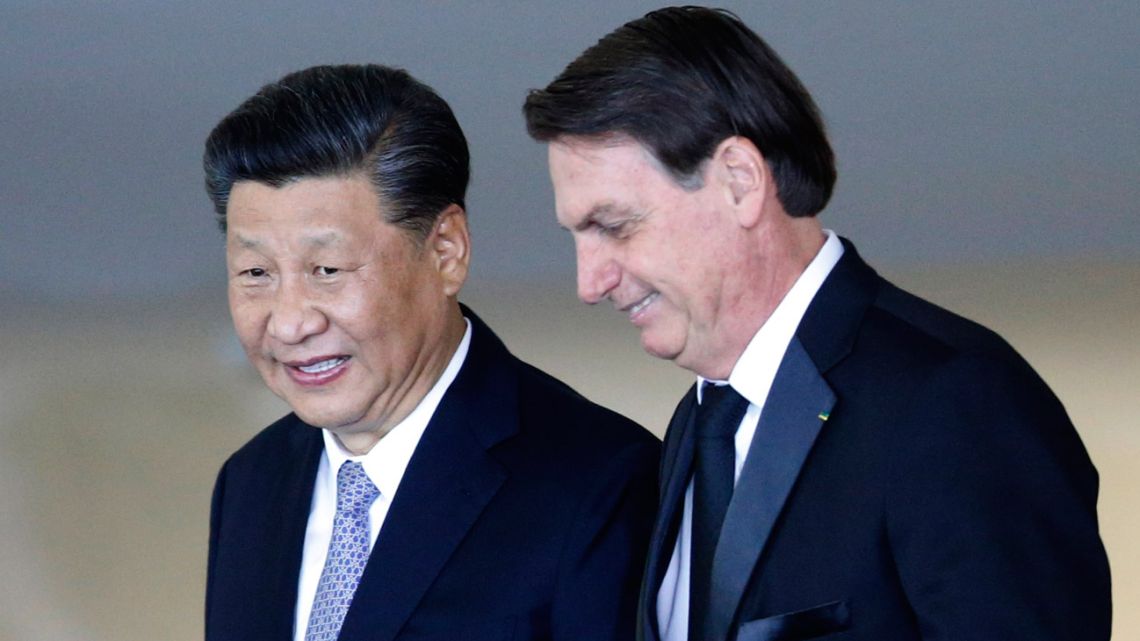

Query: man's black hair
<box><xmin>524</xmin><ymin>6</ymin><xmax>835</xmax><ymax>217</ymax></box>
<box><xmin>205</xmin><ymin>64</ymin><xmax>469</xmax><ymax>237</ymax></box>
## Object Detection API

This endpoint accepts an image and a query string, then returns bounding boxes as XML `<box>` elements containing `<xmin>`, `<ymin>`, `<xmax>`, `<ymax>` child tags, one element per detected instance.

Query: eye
<box><xmin>596</xmin><ymin>221</ymin><xmax>627</xmax><ymax>238</ymax></box>
<box><xmin>241</xmin><ymin>268</ymin><xmax>267</xmax><ymax>278</ymax></box>
<box><xmin>314</xmin><ymin>266</ymin><xmax>340</xmax><ymax>277</ymax></box>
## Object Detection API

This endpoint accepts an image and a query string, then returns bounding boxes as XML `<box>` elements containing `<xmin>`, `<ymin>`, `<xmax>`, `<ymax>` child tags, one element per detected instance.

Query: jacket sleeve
<box><xmin>550</xmin><ymin>437</ymin><xmax>660</xmax><ymax>641</ymax></box>
<box><xmin>205</xmin><ymin>458</ymin><xmax>229</xmax><ymax>640</ymax></box>
<box><xmin>886</xmin><ymin>351</ymin><xmax>1111</xmax><ymax>640</ymax></box>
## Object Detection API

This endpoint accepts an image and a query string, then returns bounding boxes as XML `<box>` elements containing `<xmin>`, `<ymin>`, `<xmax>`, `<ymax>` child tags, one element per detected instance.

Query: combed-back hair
<box><xmin>523</xmin><ymin>6</ymin><xmax>835</xmax><ymax>217</ymax></box>
<box><xmin>204</xmin><ymin>64</ymin><xmax>469</xmax><ymax>237</ymax></box>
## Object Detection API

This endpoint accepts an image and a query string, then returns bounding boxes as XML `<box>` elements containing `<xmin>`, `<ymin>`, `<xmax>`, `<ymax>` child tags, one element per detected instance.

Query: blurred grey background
<box><xmin>1</xmin><ymin>1</ymin><xmax>1137</xmax><ymax>639</ymax></box>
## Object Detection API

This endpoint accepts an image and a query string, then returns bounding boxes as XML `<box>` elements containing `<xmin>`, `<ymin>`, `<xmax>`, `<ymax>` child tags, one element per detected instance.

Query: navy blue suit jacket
<box><xmin>207</xmin><ymin>310</ymin><xmax>659</xmax><ymax>641</ymax></box>
<box><xmin>640</xmin><ymin>241</ymin><xmax>1111</xmax><ymax>641</ymax></box>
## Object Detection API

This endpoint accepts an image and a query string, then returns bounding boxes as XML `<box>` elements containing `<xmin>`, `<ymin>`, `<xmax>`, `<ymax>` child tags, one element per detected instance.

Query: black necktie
<box><xmin>689</xmin><ymin>383</ymin><xmax>749</xmax><ymax>641</ymax></box>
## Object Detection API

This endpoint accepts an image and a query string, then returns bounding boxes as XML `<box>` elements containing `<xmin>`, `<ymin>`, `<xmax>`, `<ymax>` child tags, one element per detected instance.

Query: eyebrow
<box><xmin>231</xmin><ymin>233</ymin><xmax>261</xmax><ymax>250</ymax></box>
<box><xmin>568</xmin><ymin>203</ymin><xmax>633</xmax><ymax>232</ymax></box>
<box><xmin>229</xmin><ymin>231</ymin><xmax>343</xmax><ymax>249</ymax></box>
<box><xmin>300</xmin><ymin>231</ymin><xmax>342</xmax><ymax>248</ymax></box>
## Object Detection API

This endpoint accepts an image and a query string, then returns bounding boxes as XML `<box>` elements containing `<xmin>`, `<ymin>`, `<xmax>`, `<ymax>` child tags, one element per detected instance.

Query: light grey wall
<box><xmin>1</xmin><ymin>1</ymin><xmax>1137</xmax><ymax>302</ymax></box>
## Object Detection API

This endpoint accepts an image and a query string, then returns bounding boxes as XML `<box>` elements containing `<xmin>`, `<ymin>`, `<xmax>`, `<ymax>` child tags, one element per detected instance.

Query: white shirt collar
<box><xmin>698</xmin><ymin>230</ymin><xmax>843</xmax><ymax>406</ymax></box>
<box><xmin>321</xmin><ymin>317</ymin><xmax>473</xmax><ymax>500</ymax></box>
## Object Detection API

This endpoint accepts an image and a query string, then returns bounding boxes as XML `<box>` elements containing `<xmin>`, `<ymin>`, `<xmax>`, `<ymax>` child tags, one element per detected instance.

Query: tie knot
<box><xmin>695</xmin><ymin>383</ymin><xmax>748</xmax><ymax>439</ymax></box>
<box><xmin>336</xmin><ymin>461</ymin><xmax>379</xmax><ymax>514</ymax></box>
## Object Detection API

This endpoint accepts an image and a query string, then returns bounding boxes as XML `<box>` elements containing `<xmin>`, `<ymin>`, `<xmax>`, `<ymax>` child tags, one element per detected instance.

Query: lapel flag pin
<box><xmin>818</xmin><ymin>411</ymin><xmax>830</xmax><ymax>421</ymax></box>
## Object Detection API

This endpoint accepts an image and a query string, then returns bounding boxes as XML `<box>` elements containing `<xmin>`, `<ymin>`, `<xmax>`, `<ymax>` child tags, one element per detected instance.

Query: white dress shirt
<box><xmin>656</xmin><ymin>232</ymin><xmax>843</xmax><ymax>641</ymax></box>
<box><xmin>293</xmin><ymin>319</ymin><xmax>472</xmax><ymax>641</ymax></box>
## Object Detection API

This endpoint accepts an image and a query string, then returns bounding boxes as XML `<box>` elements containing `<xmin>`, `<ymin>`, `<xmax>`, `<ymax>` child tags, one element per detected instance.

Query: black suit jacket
<box><xmin>207</xmin><ymin>310</ymin><xmax>660</xmax><ymax>641</ymax></box>
<box><xmin>640</xmin><ymin>240</ymin><xmax>1111</xmax><ymax>641</ymax></box>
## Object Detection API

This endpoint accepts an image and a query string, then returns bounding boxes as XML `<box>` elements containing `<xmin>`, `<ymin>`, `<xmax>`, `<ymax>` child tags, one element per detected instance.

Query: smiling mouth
<box><xmin>297</xmin><ymin>357</ymin><xmax>348</xmax><ymax>373</ymax></box>
<box><xmin>625</xmin><ymin>292</ymin><xmax>659</xmax><ymax>319</ymax></box>
<box><xmin>283</xmin><ymin>355</ymin><xmax>351</xmax><ymax>386</ymax></box>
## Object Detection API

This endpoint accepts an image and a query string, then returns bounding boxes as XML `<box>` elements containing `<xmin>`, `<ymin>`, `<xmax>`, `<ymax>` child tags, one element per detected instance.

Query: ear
<box><xmin>712</xmin><ymin>136</ymin><xmax>770</xmax><ymax>228</ymax></box>
<box><xmin>429</xmin><ymin>204</ymin><xmax>470</xmax><ymax>297</ymax></box>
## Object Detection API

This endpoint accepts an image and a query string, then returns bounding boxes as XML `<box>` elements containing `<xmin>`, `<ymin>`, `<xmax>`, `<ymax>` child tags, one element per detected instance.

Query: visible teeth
<box><xmin>629</xmin><ymin>293</ymin><xmax>658</xmax><ymax>316</ymax></box>
<box><xmin>298</xmin><ymin>357</ymin><xmax>346</xmax><ymax>374</ymax></box>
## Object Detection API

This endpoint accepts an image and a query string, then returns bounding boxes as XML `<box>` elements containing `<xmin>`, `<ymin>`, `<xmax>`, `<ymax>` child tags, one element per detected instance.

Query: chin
<box><xmin>640</xmin><ymin>336</ymin><xmax>682</xmax><ymax>364</ymax></box>
<box><xmin>290</xmin><ymin>404</ymin><xmax>357</xmax><ymax>430</ymax></box>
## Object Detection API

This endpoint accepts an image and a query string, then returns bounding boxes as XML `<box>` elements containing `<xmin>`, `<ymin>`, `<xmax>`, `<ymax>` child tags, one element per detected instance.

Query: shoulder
<box><xmin>217</xmin><ymin>412</ymin><xmax>316</xmax><ymax>480</ymax></box>
<box><xmin>802</xmin><ymin>242</ymin><xmax>1031</xmax><ymax>388</ymax></box>
<box><xmin>841</xmin><ymin>276</ymin><xmax>1085</xmax><ymax>465</ymax></box>
<box><xmin>875</xmin><ymin>280</ymin><xmax>1008</xmax><ymax>352</ymax></box>
<box><xmin>482</xmin><ymin>355</ymin><xmax>660</xmax><ymax>493</ymax></box>
<box><xmin>462</xmin><ymin>307</ymin><xmax>657</xmax><ymax>451</ymax></box>
<box><xmin>847</xmin><ymin>276</ymin><xmax>1030</xmax><ymax>383</ymax></box>
<box><xmin>821</xmin><ymin>271</ymin><xmax>1078</xmax><ymax>451</ymax></box>
<box><xmin>514</xmin><ymin>357</ymin><xmax>657</xmax><ymax>448</ymax></box>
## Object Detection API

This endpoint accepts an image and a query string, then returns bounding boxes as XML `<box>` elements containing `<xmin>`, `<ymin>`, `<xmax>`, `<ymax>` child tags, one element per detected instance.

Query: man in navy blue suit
<box><xmin>203</xmin><ymin>64</ymin><xmax>659</xmax><ymax>641</ymax></box>
<box><xmin>524</xmin><ymin>6</ymin><xmax>1111</xmax><ymax>641</ymax></box>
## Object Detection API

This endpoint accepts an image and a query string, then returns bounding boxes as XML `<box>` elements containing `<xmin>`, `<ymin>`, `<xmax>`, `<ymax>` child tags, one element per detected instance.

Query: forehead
<box><xmin>547</xmin><ymin>138</ymin><xmax>678</xmax><ymax>220</ymax></box>
<box><xmin>226</xmin><ymin>174</ymin><xmax>385</xmax><ymax>243</ymax></box>
<box><xmin>547</xmin><ymin>138</ymin><xmax>662</xmax><ymax>185</ymax></box>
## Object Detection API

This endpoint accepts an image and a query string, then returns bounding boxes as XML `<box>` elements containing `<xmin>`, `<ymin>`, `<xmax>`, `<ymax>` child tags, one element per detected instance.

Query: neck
<box><xmin>334</xmin><ymin>303</ymin><xmax>467</xmax><ymax>455</ymax></box>
<box><xmin>697</xmin><ymin>217</ymin><xmax>825</xmax><ymax>379</ymax></box>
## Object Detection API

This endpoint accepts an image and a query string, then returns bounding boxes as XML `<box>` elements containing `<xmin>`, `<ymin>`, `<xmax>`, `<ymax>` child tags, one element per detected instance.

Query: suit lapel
<box><xmin>703</xmin><ymin>240</ymin><xmax>880</xmax><ymax>637</ymax></box>
<box><xmin>640</xmin><ymin>238</ymin><xmax>880</xmax><ymax>641</ymax></box>
<box><xmin>708</xmin><ymin>338</ymin><xmax>836</xmax><ymax>641</ymax></box>
<box><xmin>247</xmin><ymin>420</ymin><xmax>324</xmax><ymax>639</ymax></box>
<box><xmin>658</xmin><ymin>386</ymin><xmax>699</xmax><ymax>524</ymax></box>
<box><xmin>337</xmin><ymin>311</ymin><xmax>515</xmax><ymax>641</ymax></box>
<box><xmin>639</xmin><ymin>386</ymin><xmax>699</xmax><ymax>641</ymax></box>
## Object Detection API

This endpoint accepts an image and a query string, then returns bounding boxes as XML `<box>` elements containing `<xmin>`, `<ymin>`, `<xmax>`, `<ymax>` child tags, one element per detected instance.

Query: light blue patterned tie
<box><xmin>305</xmin><ymin>460</ymin><xmax>380</xmax><ymax>641</ymax></box>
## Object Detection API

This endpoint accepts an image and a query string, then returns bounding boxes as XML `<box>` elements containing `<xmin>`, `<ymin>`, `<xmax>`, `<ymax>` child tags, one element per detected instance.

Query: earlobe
<box><xmin>431</xmin><ymin>204</ymin><xmax>470</xmax><ymax>296</ymax></box>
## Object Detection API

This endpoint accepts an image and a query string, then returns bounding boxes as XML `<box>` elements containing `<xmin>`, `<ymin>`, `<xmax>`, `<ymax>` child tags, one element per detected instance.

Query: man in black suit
<box><xmin>524</xmin><ymin>7</ymin><xmax>1111</xmax><ymax>641</ymax></box>
<box><xmin>203</xmin><ymin>64</ymin><xmax>659</xmax><ymax>641</ymax></box>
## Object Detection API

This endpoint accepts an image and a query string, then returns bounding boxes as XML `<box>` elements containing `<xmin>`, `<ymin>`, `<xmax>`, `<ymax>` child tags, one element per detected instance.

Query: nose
<box><xmin>575</xmin><ymin>237</ymin><xmax>620</xmax><ymax>305</ymax></box>
<box><xmin>267</xmin><ymin>276</ymin><xmax>327</xmax><ymax>345</ymax></box>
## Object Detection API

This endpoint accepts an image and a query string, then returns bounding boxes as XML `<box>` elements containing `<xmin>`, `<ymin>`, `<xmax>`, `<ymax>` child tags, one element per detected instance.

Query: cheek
<box><xmin>228</xmin><ymin>296</ymin><xmax>267</xmax><ymax>348</ymax></box>
<box><xmin>628</xmin><ymin>235</ymin><xmax>686</xmax><ymax>286</ymax></box>
<box><xmin>323</xmin><ymin>282</ymin><xmax>392</xmax><ymax>343</ymax></box>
